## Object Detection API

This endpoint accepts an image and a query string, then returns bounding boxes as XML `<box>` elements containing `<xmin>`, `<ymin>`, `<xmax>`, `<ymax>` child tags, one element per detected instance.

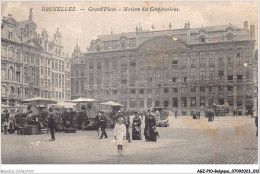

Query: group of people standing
<box><xmin>94</xmin><ymin>109</ymin><xmax>159</xmax><ymax>156</ymax></box>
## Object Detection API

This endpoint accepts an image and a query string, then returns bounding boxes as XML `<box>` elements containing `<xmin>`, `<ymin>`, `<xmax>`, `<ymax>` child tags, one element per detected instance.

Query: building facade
<box><xmin>71</xmin><ymin>22</ymin><xmax>257</xmax><ymax>115</ymax></box>
<box><xmin>1</xmin><ymin>9</ymin><xmax>71</xmax><ymax>109</ymax></box>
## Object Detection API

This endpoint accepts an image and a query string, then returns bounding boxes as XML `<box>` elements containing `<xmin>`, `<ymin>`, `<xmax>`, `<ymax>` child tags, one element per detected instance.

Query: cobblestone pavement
<box><xmin>1</xmin><ymin>116</ymin><xmax>258</xmax><ymax>164</ymax></box>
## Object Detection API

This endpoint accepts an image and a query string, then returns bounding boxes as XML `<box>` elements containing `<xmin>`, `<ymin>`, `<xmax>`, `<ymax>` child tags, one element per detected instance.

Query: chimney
<box><xmin>250</xmin><ymin>24</ymin><xmax>255</xmax><ymax>40</ymax></box>
<box><xmin>244</xmin><ymin>21</ymin><xmax>248</xmax><ymax>32</ymax></box>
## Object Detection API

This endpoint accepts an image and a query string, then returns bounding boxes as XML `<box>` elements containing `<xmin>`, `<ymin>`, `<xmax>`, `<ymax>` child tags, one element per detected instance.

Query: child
<box><xmin>114</xmin><ymin>117</ymin><xmax>126</xmax><ymax>156</ymax></box>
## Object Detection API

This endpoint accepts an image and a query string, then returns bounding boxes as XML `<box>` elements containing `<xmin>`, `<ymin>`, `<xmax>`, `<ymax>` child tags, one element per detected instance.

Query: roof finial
<box><xmin>29</xmin><ymin>8</ymin><xmax>33</xmax><ymax>21</ymax></box>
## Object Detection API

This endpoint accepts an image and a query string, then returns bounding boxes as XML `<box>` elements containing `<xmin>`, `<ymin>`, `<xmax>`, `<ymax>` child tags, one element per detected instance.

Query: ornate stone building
<box><xmin>1</xmin><ymin>9</ymin><xmax>71</xmax><ymax>109</ymax></box>
<box><xmin>71</xmin><ymin>22</ymin><xmax>257</xmax><ymax>115</ymax></box>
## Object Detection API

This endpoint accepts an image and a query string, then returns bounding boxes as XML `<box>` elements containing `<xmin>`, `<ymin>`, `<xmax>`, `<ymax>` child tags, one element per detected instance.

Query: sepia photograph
<box><xmin>0</xmin><ymin>1</ymin><xmax>259</xmax><ymax>172</ymax></box>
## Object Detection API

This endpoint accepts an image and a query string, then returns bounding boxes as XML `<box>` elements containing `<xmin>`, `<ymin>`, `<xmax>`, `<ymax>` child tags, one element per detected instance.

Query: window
<box><xmin>199</xmin><ymin>37</ymin><xmax>206</xmax><ymax>43</ymax></box>
<box><xmin>227</xmin><ymin>66</ymin><xmax>233</xmax><ymax>80</ymax></box>
<box><xmin>199</xmin><ymin>52</ymin><xmax>206</xmax><ymax>64</ymax></box>
<box><xmin>16</xmin><ymin>67</ymin><xmax>20</xmax><ymax>82</ymax></box>
<box><xmin>181</xmin><ymin>97</ymin><xmax>187</xmax><ymax>107</ymax></box>
<box><xmin>218</xmin><ymin>70</ymin><xmax>224</xmax><ymax>77</ymax></box>
<box><xmin>10</xmin><ymin>86</ymin><xmax>15</xmax><ymax>94</ymax></box>
<box><xmin>209</xmin><ymin>51</ymin><xmax>215</xmax><ymax>63</ymax></box>
<box><xmin>81</xmin><ymin>81</ymin><xmax>84</xmax><ymax>92</ymax></box>
<box><xmin>139</xmin><ymin>98</ymin><xmax>144</xmax><ymax>108</ymax></box>
<box><xmin>190</xmin><ymin>68</ymin><xmax>196</xmax><ymax>81</ymax></box>
<box><xmin>164</xmin><ymin>100</ymin><xmax>169</xmax><ymax>107</ymax></box>
<box><xmin>181</xmin><ymin>87</ymin><xmax>187</xmax><ymax>93</ymax></box>
<box><xmin>8</xmin><ymin>66</ymin><xmax>15</xmax><ymax>81</ymax></box>
<box><xmin>172</xmin><ymin>77</ymin><xmax>176</xmax><ymax>82</ymax></box>
<box><xmin>140</xmin><ymin>89</ymin><xmax>144</xmax><ymax>94</ymax></box>
<box><xmin>228</xmin><ymin>86</ymin><xmax>233</xmax><ymax>91</ymax></box>
<box><xmin>130</xmin><ymin>89</ymin><xmax>136</xmax><ymax>94</ymax></box>
<box><xmin>191</xmin><ymin>52</ymin><xmax>197</xmax><ymax>64</ymax></box>
<box><xmin>200</xmin><ymin>86</ymin><xmax>205</xmax><ymax>92</ymax></box>
<box><xmin>173</xmin><ymin>88</ymin><xmax>178</xmax><ymax>93</ymax></box>
<box><xmin>164</xmin><ymin>88</ymin><xmax>169</xmax><ymax>93</ymax></box>
<box><xmin>200</xmin><ymin>97</ymin><xmax>205</xmax><ymax>106</ymax></box>
<box><xmin>147</xmin><ymin>98</ymin><xmax>152</xmax><ymax>108</ymax></box>
<box><xmin>200</xmin><ymin>68</ymin><xmax>206</xmax><ymax>80</ymax></box>
<box><xmin>97</xmin><ymin>61</ymin><xmax>102</xmax><ymax>69</ymax></box>
<box><xmin>75</xmin><ymin>81</ymin><xmax>79</xmax><ymax>92</ymax></box>
<box><xmin>218</xmin><ymin>86</ymin><xmax>223</xmax><ymax>91</ymax></box>
<box><xmin>228</xmin><ymin>96</ymin><xmax>233</xmax><ymax>106</ymax></box>
<box><xmin>173</xmin><ymin>97</ymin><xmax>178</xmax><ymax>107</ymax></box>
<box><xmin>16</xmin><ymin>50</ymin><xmax>20</xmax><ymax>62</ymax></box>
<box><xmin>130</xmin><ymin>99</ymin><xmax>135</xmax><ymax>108</ymax></box>
<box><xmin>191</xmin><ymin>97</ymin><xmax>196</xmax><ymax>107</ymax></box>
<box><xmin>209</xmin><ymin>67</ymin><xmax>214</xmax><ymax>80</ymax></box>
<box><xmin>191</xmin><ymin>86</ymin><xmax>196</xmax><ymax>92</ymax></box>
<box><xmin>172</xmin><ymin>53</ymin><xmax>178</xmax><ymax>65</ymax></box>
<box><xmin>31</xmin><ymin>54</ymin><xmax>35</xmax><ymax>64</ymax></box>
<box><xmin>237</xmin><ymin>96</ymin><xmax>243</xmax><ymax>106</ymax></box>
<box><xmin>181</xmin><ymin>52</ymin><xmax>187</xmax><ymax>65</ymax></box>
<box><xmin>113</xmin><ymin>90</ymin><xmax>117</xmax><ymax>95</ymax></box>
<box><xmin>181</xmin><ymin>69</ymin><xmax>187</xmax><ymax>82</ymax></box>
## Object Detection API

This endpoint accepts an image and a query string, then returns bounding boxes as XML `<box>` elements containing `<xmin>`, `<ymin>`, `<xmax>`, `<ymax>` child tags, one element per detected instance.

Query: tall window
<box><xmin>181</xmin><ymin>52</ymin><xmax>187</xmax><ymax>65</ymax></box>
<box><xmin>190</xmin><ymin>68</ymin><xmax>196</xmax><ymax>81</ymax></box>
<box><xmin>172</xmin><ymin>53</ymin><xmax>178</xmax><ymax>65</ymax></box>
<box><xmin>16</xmin><ymin>50</ymin><xmax>20</xmax><ymax>62</ymax></box>
<box><xmin>1</xmin><ymin>63</ymin><xmax>7</xmax><ymax>80</ymax></box>
<box><xmin>209</xmin><ymin>67</ymin><xmax>215</xmax><ymax>80</ymax></box>
<box><xmin>190</xmin><ymin>52</ymin><xmax>197</xmax><ymax>64</ymax></box>
<box><xmin>8</xmin><ymin>66</ymin><xmax>15</xmax><ymax>81</ymax></box>
<box><xmin>200</xmin><ymin>68</ymin><xmax>206</xmax><ymax>80</ymax></box>
<box><xmin>16</xmin><ymin>66</ymin><xmax>20</xmax><ymax>82</ymax></box>
<box><xmin>199</xmin><ymin>51</ymin><xmax>206</xmax><ymax>64</ymax></box>
<box><xmin>209</xmin><ymin>51</ymin><xmax>215</xmax><ymax>63</ymax></box>
<box><xmin>75</xmin><ymin>81</ymin><xmax>79</xmax><ymax>92</ymax></box>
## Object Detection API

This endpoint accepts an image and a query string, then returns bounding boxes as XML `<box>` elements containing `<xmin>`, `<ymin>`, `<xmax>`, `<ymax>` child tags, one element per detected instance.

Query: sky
<box><xmin>1</xmin><ymin>1</ymin><xmax>258</xmax><ymax>56</ymax></box>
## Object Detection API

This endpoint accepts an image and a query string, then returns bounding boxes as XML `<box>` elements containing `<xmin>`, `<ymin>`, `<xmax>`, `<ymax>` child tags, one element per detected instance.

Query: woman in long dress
<box><xmin>132</xmin><ymin>112</ymin><xmax>142</xmax><ymax>140</ymax></box>
<box><xmin>114</xmin><ymin>117</ymin><xmax>126</xmax><ymax>156</ymax></box>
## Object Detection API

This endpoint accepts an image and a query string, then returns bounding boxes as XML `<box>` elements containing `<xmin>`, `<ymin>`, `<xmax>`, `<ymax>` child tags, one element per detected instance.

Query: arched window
<box><xmin>75</xmin><ymin>81</ymin><xmax>79</xmax><ymax>92</ymax></box>
<box><xmin>16</xmin><ymin>50</ymin><xmax>20</xmax><ymax>62</ymax></box>
<box><xmin>9</xmin><ymin>47</ymin><xmax>15</xmax><ymax>59</ymax></box>
<box><xmin>17</xmin><ymin>87</ymin><xmax>20</xmax><ymax>96</ymax></box>
<box><xmin>1</xmin><ymin>45</ymin><xmax>7</xmax><ymax>58</ymax></box>
<box><xmin>1</xmin><ymin>85</ymin><xmax>6</xmax><ymax>95</ymax></box>
<box><xmin>10</xmin><ymin>86</ymin><xmax>15</xmax><ymax>94</ymax></box>
<box><xmin>8</xmin><ymin>66</ymin><xmax>15</xmax><ymax>81</ymax></box>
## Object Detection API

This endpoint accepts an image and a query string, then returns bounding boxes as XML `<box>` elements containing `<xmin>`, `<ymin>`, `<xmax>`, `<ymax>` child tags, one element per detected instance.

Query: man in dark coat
<box><xmin>99</xmin><ymin>113</ymin><xmax>108</xmax><ymax>139</ymax></box>
<box><xmin>196</xmin><ymin>111</ymin><xmax>200</xmax><ymax>120</ymax></box>
<box><xmin>48</xmin><ymin>108</ymin><xmax>56</xmax><ymax>141</ymax></box>
<box><xmin>124</xmin><ymin>114</ymin><xmax>131</xmax><ymax>143</ymax></box>
<box><xmin>95</xmin><ymin>111</ymin><xmax>102</xmax><ymax>137</ymax></box>
<box><xmin>255</xmin><ymin>116</ymin><xmax>258</xmax><ymax>137</ymax></box>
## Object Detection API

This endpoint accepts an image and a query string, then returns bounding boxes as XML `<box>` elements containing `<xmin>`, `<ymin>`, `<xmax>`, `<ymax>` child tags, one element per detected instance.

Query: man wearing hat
<box><xmin>99</xmin><ymin>111</ymin><xmax>108</xmax><ymax>139</ymax></box>
<box><xmin>48</xmin><ymin>108</ymin><xmax>56</xmax><ymax>141</ymax></box>
<box><xmin>95</xmin><ymin>111</ymin><xmax>102</xmax><ymax>137</ymax></box>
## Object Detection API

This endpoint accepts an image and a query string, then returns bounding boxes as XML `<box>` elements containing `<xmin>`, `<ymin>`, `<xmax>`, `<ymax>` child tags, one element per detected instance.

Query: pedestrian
<box><xmin>144</xmin><ymin>110</ymin><xmax>157</xmax><ymax>142</ymax></box>
<box><xmin>132</xmin><ymin>111</ymin><xmax>142</xmax><ymax>140</ymax></box>
<box><xmin>255</xmin><ymin>116</ymin><xmax>258</xmax><ymax>137</ymax></box>
<box><xmin>3</xmin><ymin>119</ymin><xmax>8</xmax><ymax>134</ymax></box>
<box><xmin>95</xmin><ymin>111</ymin><xmax>101</xmax><ymax>138</ymax></box>
<box><xmin>175</xmin><ymin>110</ymin><xmax>178</xmax><ymax>118</ymax></box>
<box><xmin>123</xmin><ymin>114</ymin><xmax>131</xmax><ymax>143</ymax></box>
<box><xmin>48</xmin><ymin>108</ymin><xmax>56</xmax><ymax>141</ymax></box>
<box><xmin>114</xmin><ymin>117</ymin><xmax>126</xmax><ymax>156</ymax></box>
<box><xmin>192</xmin><ymin>111</ymin><xmax>197</xmax><ymax>120</ymax></box>
<box><xmin>197</xmin><ymin>110</ymin><xmax>200</xmax><ymax>120</ymax></box>
<box><xmin>100</xmin><ymin>112</ymin><xmax>108</xmax><ymax>139</ymax></box>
